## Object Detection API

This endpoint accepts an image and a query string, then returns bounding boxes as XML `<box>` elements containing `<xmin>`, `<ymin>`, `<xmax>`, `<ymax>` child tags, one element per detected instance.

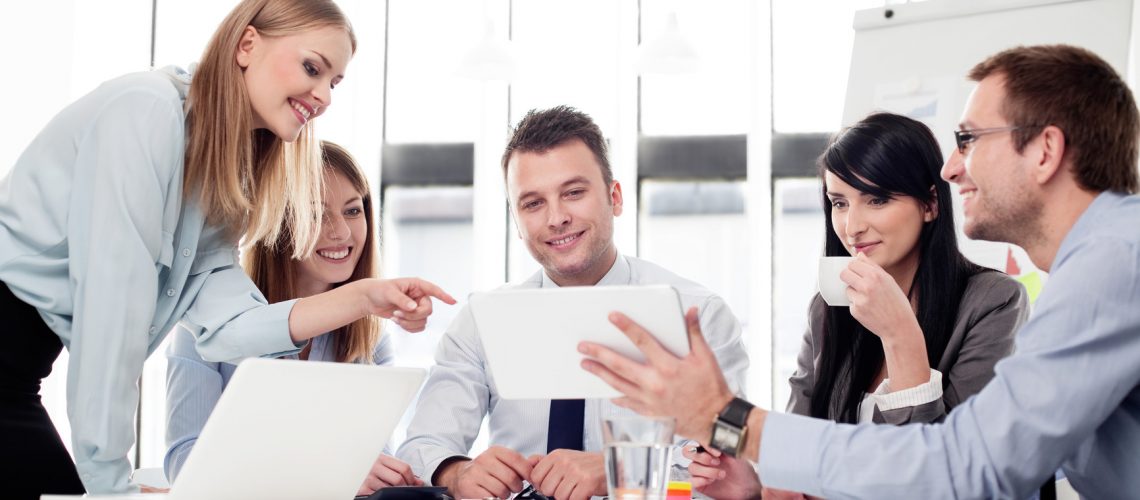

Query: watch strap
<box><xmin>718</xmin><ymin>397</ymin><xmax>755</xmax><ymax>428</ymax></box>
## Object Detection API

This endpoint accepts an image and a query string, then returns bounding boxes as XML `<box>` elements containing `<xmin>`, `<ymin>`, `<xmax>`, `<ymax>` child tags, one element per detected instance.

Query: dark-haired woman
<box><xmin>686</xmin><ymin>112</ymin><xmax>1028</xmax><ymax>499</ymax></box>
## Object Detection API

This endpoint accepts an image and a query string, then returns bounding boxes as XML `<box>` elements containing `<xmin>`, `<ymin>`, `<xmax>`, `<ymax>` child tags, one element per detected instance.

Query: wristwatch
<box><xmin>709</xmin><ymin>397</ymin><xmax>755</xmax><ymax>457</ymax></box>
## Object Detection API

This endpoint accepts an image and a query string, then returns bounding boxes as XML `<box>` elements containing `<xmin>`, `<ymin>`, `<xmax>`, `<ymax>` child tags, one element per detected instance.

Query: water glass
<box><xmin>601</xmin><ymin>416</ymin><xmax>676</xmax><ymax>500</ymax></box>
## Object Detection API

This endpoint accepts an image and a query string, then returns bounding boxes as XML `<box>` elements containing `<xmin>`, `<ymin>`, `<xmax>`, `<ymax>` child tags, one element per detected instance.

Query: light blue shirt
<box><xmin>760</xmin><ymin>192</ymin><xmax>1140</xmax><ymax>499</ymax></box>
<box><xmin>164</xmin><ymin>327</ymin><xmax>395</xmax><ymax>481</ymax></box>
<box><xmin>0</xmin><ymin>67</ymin><xmax>300</xmax><ymax>494</ymax></box>
<box><xmin>397</xmin><ymin>254</ymin><xmax>751</xmax><ymax>485</ymax></box>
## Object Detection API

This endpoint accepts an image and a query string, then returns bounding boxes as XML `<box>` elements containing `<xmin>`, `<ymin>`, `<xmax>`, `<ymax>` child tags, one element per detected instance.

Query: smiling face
<box><xmin>236</xmin><ymin>25</ymin><xmax>352</xmax><ymax>142</ymax></box>
<box><xmin>941</xmin><ymin>74</ymin><xmax>1042</xmax><ymax>244</ymax></box>
<box><xmin>825</xmin><ymin>171</ymin><xmax>933</xmax><ymax>279</ymax></box>
<box><xmin>296</xmin><ymin>169</ymin><xmax>368</xmax><ymax>295</ymax></box>
<box><xmin>507</xmin><ymin>138</ymin><xmax>622</xmax><ymax>287</ymax></box>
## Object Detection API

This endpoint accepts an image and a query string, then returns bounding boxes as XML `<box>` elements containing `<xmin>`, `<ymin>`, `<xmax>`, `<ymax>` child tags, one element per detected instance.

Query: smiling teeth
<box><xmin>291</xmin><ymin>100</ymin><xmax>310</xmax><ymax>120</ymax></box>
<box><xmin>318</xmin><ymin>248</ymin><xmax>348</xmax><ymax>259</ymax></box>
<box><xmin>551</xmin><ymin>234</ymin><xmax>578</xmax><ymax>245</ymax></box>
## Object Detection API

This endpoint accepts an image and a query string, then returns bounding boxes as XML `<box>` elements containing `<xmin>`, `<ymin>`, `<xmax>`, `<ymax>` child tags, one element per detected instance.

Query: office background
<box><xmin>4</xmin><ymin>0</ymin><xmax>1130</xmax><ymax>470</ymax></box>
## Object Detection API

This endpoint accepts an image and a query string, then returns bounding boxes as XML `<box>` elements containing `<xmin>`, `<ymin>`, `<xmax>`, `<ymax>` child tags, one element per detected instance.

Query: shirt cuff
<box><xmin>425</xmin><ymin>453</ymin><xmax>469</xmax><ymax>486</ymax></box>
<box><xmin>871</xmin><ymin>369</ymin><xmax>943</xmax><ymax>412</ymax></box>
<box><xmin>758</xmin><ymin>411</ymin><xmax>830</xmax><ymax>497</ymax></box>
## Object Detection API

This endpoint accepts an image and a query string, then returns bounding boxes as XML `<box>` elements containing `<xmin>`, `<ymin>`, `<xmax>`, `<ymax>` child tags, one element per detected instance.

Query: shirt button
<box><xmin>182</xmin><ymin>248</ymin><xmax>191</xmax><ymax>257</ymax></box>
<box><xmin>149</xmin><ymin>326</ymin><xmax>157</xmax><ymax>334</ymax></box>
<box><xmin>166</xmin><ymin>288</ymin><xmax>176</xmax><ymax>297</ymax></box>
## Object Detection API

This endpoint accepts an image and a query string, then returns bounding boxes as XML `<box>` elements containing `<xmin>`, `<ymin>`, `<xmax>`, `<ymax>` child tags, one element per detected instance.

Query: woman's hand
<box><xmin>840</xmin><ymin>253</ymin><xmax>922</xmax><ymax>344</ymax></box>
<box><xmin>357</xmin><ymin>454</ymin><xmax>423</xmax><ymax>495</ymax></box>
<box><xmin>840</xmin><ymin>253</ymin><xmax>931</xmax><ymax>391</ymax></box>
<box><xmin>290</xmin><ymin>277</ymin><xmax>455</xmax><ymax>343</ymax></box>
<box><xmin>683</xmin><ymin>446</ymin><xmax>762</xmax><ymax>499</ymax></box>
<box><xmin>359</xmin><ymin>277</ymin><xmax>456</xmax><ymax>332</ymax></box>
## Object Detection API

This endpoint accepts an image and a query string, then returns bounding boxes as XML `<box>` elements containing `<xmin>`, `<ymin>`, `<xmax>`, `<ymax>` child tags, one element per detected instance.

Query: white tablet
<box><xmin>469</xmin><ymin>284</ymin><xmax>688</xmax><ymax>400</ymax></box>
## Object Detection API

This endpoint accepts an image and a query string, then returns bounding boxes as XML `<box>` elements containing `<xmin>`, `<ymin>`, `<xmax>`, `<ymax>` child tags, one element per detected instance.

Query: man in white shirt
<box><xmin>396</xmin><ymin>106</ymin><xmax>749</xmax><ymax>500</ymax></box>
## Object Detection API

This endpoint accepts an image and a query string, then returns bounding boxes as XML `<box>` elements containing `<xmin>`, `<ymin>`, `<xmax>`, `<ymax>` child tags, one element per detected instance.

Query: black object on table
<box><xmin>354</xmin><ymin>486</ymin><xmax>452</xmax><ymax>500</ymax></box>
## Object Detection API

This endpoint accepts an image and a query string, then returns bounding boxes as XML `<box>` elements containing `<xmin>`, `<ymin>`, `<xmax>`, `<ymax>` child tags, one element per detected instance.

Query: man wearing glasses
<box><xmin>582</xmin><ymin>44</ymin><xmax>1140</xmax><ymax>499</ymax></box>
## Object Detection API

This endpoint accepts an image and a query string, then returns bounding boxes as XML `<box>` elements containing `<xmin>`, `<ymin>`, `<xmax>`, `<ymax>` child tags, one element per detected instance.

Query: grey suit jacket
<box><xmin>786</xmin><ymin>270</ymin><xmax>1028</xmax><ymax>424</ymax></box>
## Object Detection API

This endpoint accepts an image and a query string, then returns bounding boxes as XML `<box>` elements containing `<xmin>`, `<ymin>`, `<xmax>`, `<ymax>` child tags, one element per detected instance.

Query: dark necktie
<box><xmin>546</xmin><ymin>399</ymin><xmax>585</xmax><ymax>452</ymax></box>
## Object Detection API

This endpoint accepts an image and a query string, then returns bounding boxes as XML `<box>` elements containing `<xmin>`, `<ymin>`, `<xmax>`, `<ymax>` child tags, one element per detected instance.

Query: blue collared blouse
<box><xmin>0</xmin><ymin>67</ymin><xmax>300</xmax><ymax>494</ymax></box>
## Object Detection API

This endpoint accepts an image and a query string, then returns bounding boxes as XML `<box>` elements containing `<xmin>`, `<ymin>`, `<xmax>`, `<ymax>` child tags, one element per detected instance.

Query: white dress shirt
<box><xmin>396</xmin><ymin>254</ymin><xmax>750</xmax><ymax>484</ymax></box>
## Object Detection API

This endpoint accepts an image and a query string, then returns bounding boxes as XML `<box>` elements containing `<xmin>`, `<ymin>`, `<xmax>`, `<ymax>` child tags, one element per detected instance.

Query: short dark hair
<box><xmin>969</xmin><ymin>44</ymin><xmax>1139</xmax><ymax>194</ymax></box>
<box><xmin>501</xmin><ymin>106</ymin><xmax>613</xmax><ymax>187</ymax></box>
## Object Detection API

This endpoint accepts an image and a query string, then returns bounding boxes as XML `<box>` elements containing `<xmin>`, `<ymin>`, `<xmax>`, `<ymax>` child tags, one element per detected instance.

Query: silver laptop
<box><xmin>45</xmin><ymin>358</ymin><xmax>425</xmax><ymax>500</ymax></box>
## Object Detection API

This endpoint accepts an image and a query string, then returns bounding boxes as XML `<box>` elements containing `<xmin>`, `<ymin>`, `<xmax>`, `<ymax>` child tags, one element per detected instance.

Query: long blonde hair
<box><xmin>243</xmin><ymin>141</ymin><xmax>380</xmax><ymax>364</ymax></box>
<box><xmin>185</xmin><ymin>0</ymin><xmax>357</xmax><ymax>258</ymax></box>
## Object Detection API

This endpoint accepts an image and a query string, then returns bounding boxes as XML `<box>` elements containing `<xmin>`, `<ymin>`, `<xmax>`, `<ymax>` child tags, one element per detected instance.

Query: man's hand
<box><xmin>438</xmin><ymin>446</ymin><xmax>532</xmax><ymax>500</ymax></box>
<box><xmin>527</xmin><ymin>450</ymin><xmax>607</xmax><ymax>500</ymax></box>
<box><xmin>579</xmin><ymin>307</ymin><xmax>735</xmax><ymax>442</ymax></box>
<box><xmin>357</xmin><ymin>454</ymin><xmax>423</xmax><ymax>495</ymax></box>
<box><xmin>683</xmin><ymin>446</ymin><xmax>762</xmax><ymax>499</ymax></box>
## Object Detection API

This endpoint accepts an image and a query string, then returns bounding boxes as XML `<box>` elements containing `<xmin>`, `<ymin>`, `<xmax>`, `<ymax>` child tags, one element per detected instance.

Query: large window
<box><xmin>10</xmin><ymin>0</ymin><xmax>923</xmax><ymax>478</ymax></box>
<box><xmin>772</xmin><ymin>0</ymin><xmax>884</xmax><ymax>133</ymax></box>
<box><xmin>771</xmin><ymin>179</ymin><xmax>826</xmax><ymax>409</ymax></box>
<box><xmin>507</xmin><ymin>0</ymin><xmax>632</xmax><ymax>282</ymax></box>
<box><xmin>380</xmin><ymin>187</ymin><xmax>475</xmax><ymax>445</ymax></box>
<box><xmin>639</xmin><ymin>0</ymin><xmax>751</xmax><ymax>136</ymax></box>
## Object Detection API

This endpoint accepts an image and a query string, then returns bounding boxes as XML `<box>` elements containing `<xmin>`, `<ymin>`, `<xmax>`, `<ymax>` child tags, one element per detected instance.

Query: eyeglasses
<box><xmin>953</xmin><ymin>126</ymin><xmax>1023</xmax><ymax>154</ymax></box>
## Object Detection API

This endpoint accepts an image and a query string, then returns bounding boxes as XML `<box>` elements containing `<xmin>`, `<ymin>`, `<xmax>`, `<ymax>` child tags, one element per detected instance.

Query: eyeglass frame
<box><xmin>953</xmin><ymin>125</ymin><xmax>1037</xmax><ymax>154</ymax></box>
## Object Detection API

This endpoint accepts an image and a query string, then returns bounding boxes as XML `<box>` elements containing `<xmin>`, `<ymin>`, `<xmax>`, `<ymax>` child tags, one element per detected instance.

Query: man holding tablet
<box><xmin>581</xmin><ymin>45</ymin><xmax>1140</xmax><ymax>499</ymax></box>
<box><xmin>396</xmin><ymin>106</ymin><xmax>749</xmax><ymax>500</ymax></box>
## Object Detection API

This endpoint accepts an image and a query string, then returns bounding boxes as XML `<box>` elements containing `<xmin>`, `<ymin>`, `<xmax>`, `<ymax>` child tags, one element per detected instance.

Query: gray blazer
<box><xmin>787</xmin><ymin>270</ymin><xmax>1029</xmax><ymax>424</ymax></box>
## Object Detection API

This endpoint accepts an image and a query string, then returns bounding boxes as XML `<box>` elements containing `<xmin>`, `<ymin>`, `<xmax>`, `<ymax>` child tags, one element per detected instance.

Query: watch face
<box><xmin>711</xmin><ymin>423</ymin><xmax>743</xmax><ymax>453</ymax></box>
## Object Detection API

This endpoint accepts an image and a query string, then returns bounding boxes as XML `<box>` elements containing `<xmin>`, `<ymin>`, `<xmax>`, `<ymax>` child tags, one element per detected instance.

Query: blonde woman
<box><xmin>0</xmin><ymin>1</ymin><xmax>452</xmax><ymax>497</ymax></box>
<box><xmin>166</xmin><ymin>142</ymin><xmax>422</xmax><ymax>496</ymax></box>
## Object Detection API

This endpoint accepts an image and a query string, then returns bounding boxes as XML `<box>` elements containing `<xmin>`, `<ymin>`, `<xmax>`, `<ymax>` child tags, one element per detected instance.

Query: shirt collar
<box><xmin>1055</xmin><ymin>191</ymin><xmax>1122</xmax><ymax>267</ymax></box>
<box><xmin>540</xmin><ymin>252</ymin><xmax>630</xmax><ymax>289</ymax></box>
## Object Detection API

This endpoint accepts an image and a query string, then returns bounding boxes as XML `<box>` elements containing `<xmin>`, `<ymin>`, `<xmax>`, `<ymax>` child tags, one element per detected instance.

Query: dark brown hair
<box><xmin>969</xmin><ymin>44</ymin><xmax>1139</xmax><ymax>194</ymax></box>
<box><xmin>500</xmin><ymin>105</ymin><xmax>612</xmax><ymax>187</ymax></box>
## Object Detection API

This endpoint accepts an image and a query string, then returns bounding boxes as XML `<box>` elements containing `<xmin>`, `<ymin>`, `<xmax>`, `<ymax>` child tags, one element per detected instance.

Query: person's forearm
<box><xmin>741</xmin><ymin>408</ymin><xmax>767</xmax><ymax>463</ymax></box>
<box><xmin>881</xmin><ymin>323</ymin><xmax>931</xmax><ymax>391</ymax></box>
<box><xmin>287</xmin><ymin>281</ymin><xmax>367</xmax><ymax>343</ymax></box>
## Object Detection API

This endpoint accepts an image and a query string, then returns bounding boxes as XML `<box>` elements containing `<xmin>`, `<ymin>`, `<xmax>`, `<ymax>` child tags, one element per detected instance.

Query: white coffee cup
<box><xmin>818</xmin><ymin>256</ymin><xmax>854</xmax><ymax>306</ymax></box>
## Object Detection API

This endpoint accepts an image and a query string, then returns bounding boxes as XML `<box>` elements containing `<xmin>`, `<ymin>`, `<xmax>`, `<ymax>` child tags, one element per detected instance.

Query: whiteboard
<box><xmin>843</xmin><ymin>0</ymin><xmax>1135</xmax><ymax>272</ymax></box>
